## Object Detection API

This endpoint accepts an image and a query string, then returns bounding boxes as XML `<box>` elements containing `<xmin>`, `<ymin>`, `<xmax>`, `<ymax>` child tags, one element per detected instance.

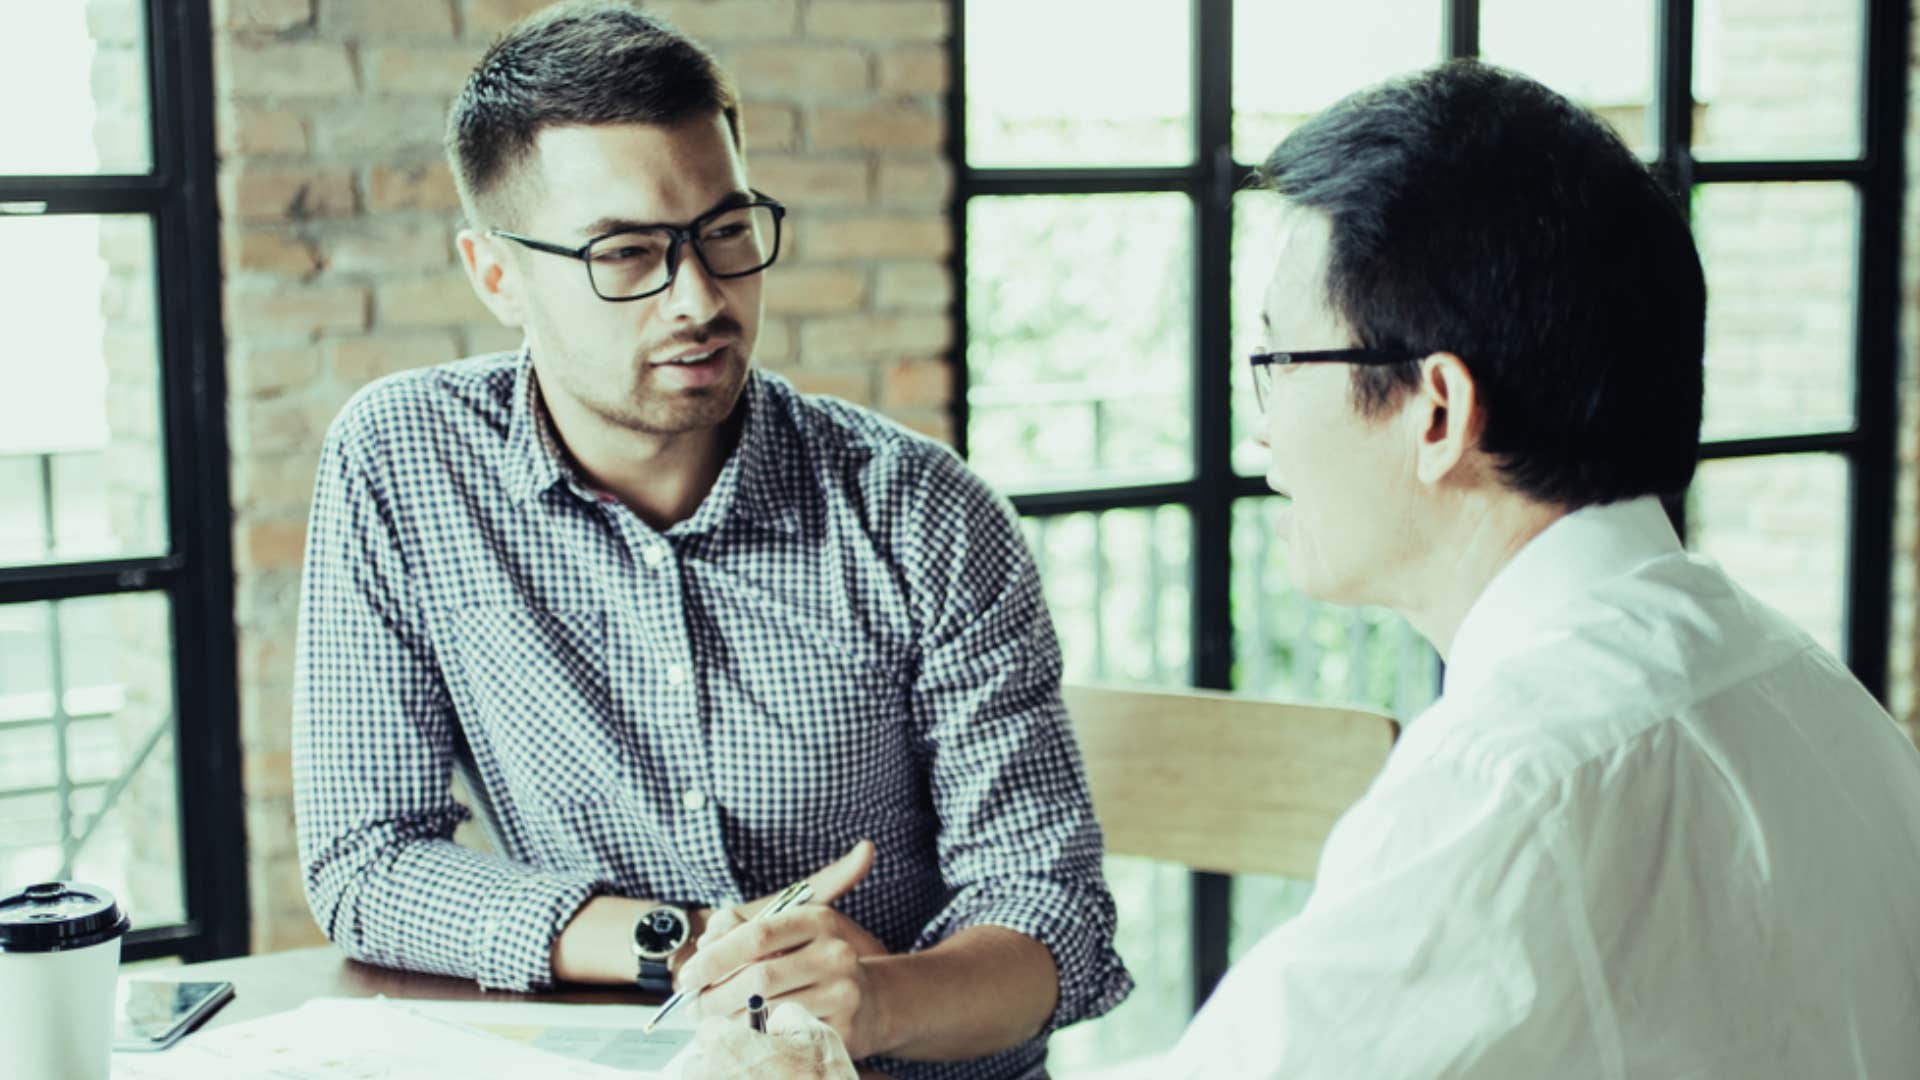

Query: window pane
<box><xmin>1231</xmin><ymin>191</ymin><xmax>1285</xmax><ymax>477</ymax></box>
<box><xmin>1693</xmin><ymin>183</ymin><xmax>1857</xmax><ymax>442</ymax></box>
<box><xmin>1230</xmin><ymin>872</ymin><xmax>1314</xmax><ymax>962</ymax></box>
<box><xmin>0</xmin><ymin>214</ymin><xmax>166</xmax><ymax>566</ymax></box>
<box><xmin>968</xmin><ymin>195</ymin><xmax>1194</xmax><ymax>494</ymax></box>
<box><xmin>1232</xmin><ymin>497</ymin><xmax>1439</xmax><ymax>716</ymax></box>
<box><xmin>1233</xmin><ymin>0</ymin><xmax>1442</xmax><ymax>163</ymax></box>
<box><xmin>1024</xmin><ymin>506</ymin><xmax>1193</xmax><ymax>1074</ymax></box>
<box><xmin>1686</xmin><ymin>454</ymin><xmax>1848</xmax><ymax>655</ymax></box>
<box><xmin>1226</xmin><ymin>496</ymin><xmax>1437</xmax><ymax>974</ymax></box>
<box><xmin>1694</xmin><ymin>0</ymin><xmax>1862</xmax><ymax>160</ymax></box>
<box><xmin>1048</xmin><ymin>856</ymin><xmax>1192</xmax><ymax>1073</ymax></box>
<box><xmin>964</xmin><ymin>0</ymin><xmax>1191</xmax><ymax>168</ymax></box>
<box><xmin>1022</xmin><ymin>505</ymin><xmax>1192</xmax><ymax>686</ymax></box>
<box><xmin>0</xmin><ymin>1</ymin><xmax>151</xmax><ymax>174</ymax></box>
<box><xmin>0</xmin><ymin>593</ymin><xmax>183</xmax><ymax>927</ymax></box>
<box><xmin>1480</xmin><ymin>0</ymin><xmax>1656</xmax><ymax>154</ymax></box>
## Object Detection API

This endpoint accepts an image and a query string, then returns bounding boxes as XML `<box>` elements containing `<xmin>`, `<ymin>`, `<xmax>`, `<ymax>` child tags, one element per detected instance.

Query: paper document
<box><xmin>398</xmin><ymin>999</ymin><xmax>695</xmax><ymax>1073</ymax></box>
<box><xmin>110</xmin><ymin>996</ymin><xmax>694</xmax><ymax>1079</ymax></box>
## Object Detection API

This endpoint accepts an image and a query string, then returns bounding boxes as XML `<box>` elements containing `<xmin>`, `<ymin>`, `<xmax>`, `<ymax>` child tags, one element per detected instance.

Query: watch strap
<box><xmin>637</xmin><ymin>956</ymin><xmax>674</xmax><ymax>995</ymax></box>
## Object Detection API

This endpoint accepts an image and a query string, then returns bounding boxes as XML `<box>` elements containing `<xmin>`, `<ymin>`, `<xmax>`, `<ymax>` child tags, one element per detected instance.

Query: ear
<box><xmin>1411</xmin><ymin>351</ymin><xmax>1482</xmax><ymax>486</ymax></box>
<box><xmin>457</xmin><ymin>229</ymin><xmax>526</xmax><ymax>329</ymax></box>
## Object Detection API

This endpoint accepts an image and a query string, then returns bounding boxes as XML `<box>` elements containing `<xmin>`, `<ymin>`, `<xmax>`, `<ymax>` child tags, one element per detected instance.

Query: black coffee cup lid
<box><xmin>0</xmin><ymin>881</ymin><xmax>131</xmax><ymax>953</ymax></box>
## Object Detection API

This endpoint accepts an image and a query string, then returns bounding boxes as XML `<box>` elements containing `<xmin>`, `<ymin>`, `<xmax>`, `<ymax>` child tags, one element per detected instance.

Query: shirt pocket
<box><xmin>441</xmin><ymin>605</ymin><xmax>627</xmax><ymax>810</ymax></box>
<box><xmin>729</xmin><ymin>633</ymin><xmax>922</xmax><ymax>823</ymax></box>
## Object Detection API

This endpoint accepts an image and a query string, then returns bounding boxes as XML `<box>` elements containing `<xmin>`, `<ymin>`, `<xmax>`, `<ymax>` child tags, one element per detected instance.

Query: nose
<box><xmin>659</xmin><ymin>245</ymin><xmax>726</xmax><ymax>324</ymax></box>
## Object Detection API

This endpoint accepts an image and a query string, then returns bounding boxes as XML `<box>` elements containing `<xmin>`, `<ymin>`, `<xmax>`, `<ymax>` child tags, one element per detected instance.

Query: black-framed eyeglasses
<box><xmin>1248</xmin><ymin>348</ymin><xmax>1420</xmax><ymax>414</ymax></box>
<box><xmin>489</xmin><ymin>192</ymin><xmax>786</xmax><ymax>302</ymax></box>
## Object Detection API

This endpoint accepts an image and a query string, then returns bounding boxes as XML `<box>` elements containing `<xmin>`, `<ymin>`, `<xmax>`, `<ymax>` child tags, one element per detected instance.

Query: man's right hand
<box><xmin>698</xmin><ymin>840</ymin><xmax>880</xmax><ymax>932</ymax></box>
<box><xmin>676</xmin><ymin>841</ymin><xmax>895</xmax><ymax>1057</ymax></box>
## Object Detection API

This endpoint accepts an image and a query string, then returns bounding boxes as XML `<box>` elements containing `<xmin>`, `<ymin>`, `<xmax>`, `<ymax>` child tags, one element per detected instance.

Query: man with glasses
<box><xmin>291</xmin><ymin>4</ymin><xmax>1129</xmax><ymax>1077</ymax></box>
<box><xmin>692</xmin><ymin>60</ymin><xmax>1920</xmax><ymax>1079</ymax></box>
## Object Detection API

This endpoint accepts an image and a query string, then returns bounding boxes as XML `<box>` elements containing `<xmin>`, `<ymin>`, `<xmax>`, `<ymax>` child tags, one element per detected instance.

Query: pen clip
<box><xmin>763</xmin><ymin>880</ymin><xmax>811</xmax><ymax>915</ymax></box>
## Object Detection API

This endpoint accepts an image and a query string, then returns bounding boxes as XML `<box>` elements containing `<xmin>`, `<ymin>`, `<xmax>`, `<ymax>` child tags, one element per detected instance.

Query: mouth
<box><xmin>646</xmin><ymin>339</ymin><xmax>736</xmax><ymax>391</ymax></box>
<box><xmin>652</xmin><ymin>340</ymin><xmax>733</xmax><ymax>367</ymax></box>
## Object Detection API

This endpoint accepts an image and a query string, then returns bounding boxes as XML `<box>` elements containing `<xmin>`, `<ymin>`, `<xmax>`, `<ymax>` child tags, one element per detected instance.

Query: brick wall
<box><xmin>211</xmin><ymin>0</ymin><xmax>955</xmax><ymax>951</ymax></box>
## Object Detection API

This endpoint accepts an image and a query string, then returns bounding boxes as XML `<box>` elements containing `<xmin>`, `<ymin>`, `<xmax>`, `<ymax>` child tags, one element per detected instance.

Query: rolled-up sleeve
<box><xmin>898</xmin><ymin>449</ymin><xmax>1133</xmax><ymax>1031</ymax></box>
<box><xmin>292</xmin><ymin>410</ymin><xmax>604</xmax><ymax>991</ymax></box>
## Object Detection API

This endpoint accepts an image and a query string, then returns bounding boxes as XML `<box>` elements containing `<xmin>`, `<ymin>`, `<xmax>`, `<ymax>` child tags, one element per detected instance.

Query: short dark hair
<box><xmin>1257</xmin><ymin>60</ymin><xmax>1706</xmax><ymax>508</ymax></box>
<box><xmin>446</xmin><ymin>0</ymin><xmax>741</xmax><ymax>225</ymax></box>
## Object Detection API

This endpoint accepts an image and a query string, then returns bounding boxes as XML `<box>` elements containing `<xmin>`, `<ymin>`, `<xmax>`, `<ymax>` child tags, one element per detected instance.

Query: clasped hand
<box><xmin>683</xmin><ymin>1001</ymin><xmax>861</xmax><ymax>1080</ymax></box>
<box><xmin>674</xmin><ymin>839</ymin><xmax>892</xmax><ymax>1061</ymax></box>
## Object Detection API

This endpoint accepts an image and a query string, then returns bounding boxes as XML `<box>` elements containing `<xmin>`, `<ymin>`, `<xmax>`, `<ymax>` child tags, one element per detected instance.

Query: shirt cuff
<box><xmin>920</xmin><ymin>881</ymin><xmax>1135</xmax><ymax>1033</ymax></box>
<box><xmin>469</xmin><ymin>870</ymin><xmax>608</xmax><ymax>992</ymax></box>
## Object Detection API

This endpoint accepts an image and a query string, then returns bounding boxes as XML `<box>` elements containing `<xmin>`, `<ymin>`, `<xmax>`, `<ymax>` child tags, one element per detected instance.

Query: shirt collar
<box><xmin>504</xmin><ymin>354</ymin><xmax>799</xmax><ymax>536</ymax></box>
<box><xmin>505</xmin><ymin>347</ymin><xmax>566</xmax><ymax>503</ymax></box>
<box><xmin>1444</xmin><ymin>495</ymin><xmax>1682</xmax><ymax>696</ymax></box>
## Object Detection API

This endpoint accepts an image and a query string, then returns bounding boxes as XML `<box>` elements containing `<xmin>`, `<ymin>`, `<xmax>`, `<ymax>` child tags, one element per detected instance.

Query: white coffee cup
<box><xmin>0</xmin><ymin>881</ymin><xmax>131</xmax><ymax>1080</ymax></box>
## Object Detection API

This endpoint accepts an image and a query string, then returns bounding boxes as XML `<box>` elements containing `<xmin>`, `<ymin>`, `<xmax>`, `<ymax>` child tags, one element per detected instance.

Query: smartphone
<box><xmin>112</xmin><ymin>979</ymin><xmax>236</xmax><ymax>1052</ymax></box>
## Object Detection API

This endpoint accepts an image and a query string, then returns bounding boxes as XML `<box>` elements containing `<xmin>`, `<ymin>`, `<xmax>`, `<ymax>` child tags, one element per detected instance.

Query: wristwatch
<box><xmin>631</xmin><ymin>904</ymin><xmax>692</xmax><ymax>995</ymax></box>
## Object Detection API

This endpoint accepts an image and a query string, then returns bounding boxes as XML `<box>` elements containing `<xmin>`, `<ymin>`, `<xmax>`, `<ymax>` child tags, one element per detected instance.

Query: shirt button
<box><xmin>682</xmin><ymin>788</ymin><xmax>708</xmax><ymax>812</ymax></box>
<box><xmin>666</xmin><ymin>663</ymin><xmax>689</xmax><ymax>686</ymax></box>
<box><xmin>642</xmin><ymin>545</ymin><xmax>668</xmax><ymax>568</ymax></box>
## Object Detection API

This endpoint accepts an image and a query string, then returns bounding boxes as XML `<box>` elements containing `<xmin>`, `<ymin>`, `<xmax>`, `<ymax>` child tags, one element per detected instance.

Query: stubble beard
<box><xmin>539</xmin><ymin>314</ymin><xmax>752</xmax><ymax>438</ymax></box>
<box><xmin>613</xmin><ymin>347</ymin><xmax>750</xmax><ymax>436</ymax></box>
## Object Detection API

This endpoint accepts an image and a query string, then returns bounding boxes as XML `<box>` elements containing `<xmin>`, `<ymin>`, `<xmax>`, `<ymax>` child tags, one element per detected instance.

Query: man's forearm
<box><xmin>860</xmin><ymin>925</ymin><xmax>1059</xmax><ymax>1062</ymax></box>
<box><xmin>302</xmin><ymin>824</ymin><xmax>609</xmax><ymax>992</ymax></box>
<box><xmin>551</xmin><ymin>895</ymin><xmax>709</xmax><ymax>984</ymax></box>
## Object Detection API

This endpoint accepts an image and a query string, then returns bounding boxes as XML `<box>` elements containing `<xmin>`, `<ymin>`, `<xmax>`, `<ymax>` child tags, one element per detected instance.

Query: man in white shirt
<box><xmin>689</xmin><ymin>60</ymin><xmax>1920</xmax><ymax>1080</ymax></box>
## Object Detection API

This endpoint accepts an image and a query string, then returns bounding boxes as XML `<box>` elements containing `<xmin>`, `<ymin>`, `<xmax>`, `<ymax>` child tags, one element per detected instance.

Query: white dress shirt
<box><xmin>1132</xmin><ymin>496</ymin><xmax>1920</xmax><ymax>1078</ymax></box>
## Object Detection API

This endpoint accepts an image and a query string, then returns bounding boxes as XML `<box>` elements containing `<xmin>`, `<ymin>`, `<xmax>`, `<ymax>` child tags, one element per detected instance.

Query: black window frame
<box><xmin>0</xmin><ymin>0</ymin><xmax>245</xmax><ymax>962</ymax></box>
<box><xmin>951</xmin><ymin>0</ymin><xmax>1908</xmax><ymax>1013</ymax></box>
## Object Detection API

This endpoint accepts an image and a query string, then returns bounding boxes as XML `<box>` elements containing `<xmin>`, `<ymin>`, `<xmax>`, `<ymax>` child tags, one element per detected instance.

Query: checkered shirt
<box><xmin>292</xmin><ymin>351</ymin><xmax>1131</xmax><ymax>1080</ymax></box>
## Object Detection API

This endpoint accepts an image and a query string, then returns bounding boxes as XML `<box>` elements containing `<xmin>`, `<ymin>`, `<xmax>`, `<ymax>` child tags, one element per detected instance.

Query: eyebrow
<box><xmin>576</xmin><ymin>189</ymin><xmax>756</xmax><ymax>240</ymax></box>
<box><xmin>1260</xmin><ymin>312</ymin><xmax>1270</xmax><ymax>332</ymax></box>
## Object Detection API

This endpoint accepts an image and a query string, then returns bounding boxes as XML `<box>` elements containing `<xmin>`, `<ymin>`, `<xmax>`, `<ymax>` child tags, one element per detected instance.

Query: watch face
<box><xmin>634</xmin><ymin>907</ymin><xmax>688</xmax><ymax>958</ymax></box>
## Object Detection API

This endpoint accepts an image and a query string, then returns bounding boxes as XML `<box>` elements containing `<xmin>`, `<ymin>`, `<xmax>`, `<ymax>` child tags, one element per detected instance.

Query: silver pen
<box><xmin>642</xmin><ymin>879</ymin><xmax>813</xmax><ymax>1034</ymax></box>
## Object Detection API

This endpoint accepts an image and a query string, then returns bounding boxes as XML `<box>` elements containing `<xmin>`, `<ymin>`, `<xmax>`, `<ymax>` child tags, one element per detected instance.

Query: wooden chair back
<box><xmin>1063</xmin><ymin>683</ymin><xmax>1399</xmax><ymax>879</ymax></box>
